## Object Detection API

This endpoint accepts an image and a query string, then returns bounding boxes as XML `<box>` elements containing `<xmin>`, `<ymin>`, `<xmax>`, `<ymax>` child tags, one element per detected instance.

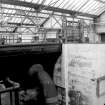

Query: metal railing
<box><xmin>0</xmin><ymin>32</ymin><xmax>61</xmax><ymax>45</ymax></box>
<box><xmin>0</xmin><ymin>86</ymin><xmax>20</xmax><ymax>105</ymax></box>
<box><xmin>0</xmin><ymin>22</ymin><xmax>103</xmax><ymax>45</ymax></box>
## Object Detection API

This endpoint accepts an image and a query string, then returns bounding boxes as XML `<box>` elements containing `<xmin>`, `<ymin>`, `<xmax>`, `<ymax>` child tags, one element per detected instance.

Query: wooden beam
<box><xmin>0</xmin><ymin>0</ymin><xmax>97</xmax><ymax>18</ymax></box>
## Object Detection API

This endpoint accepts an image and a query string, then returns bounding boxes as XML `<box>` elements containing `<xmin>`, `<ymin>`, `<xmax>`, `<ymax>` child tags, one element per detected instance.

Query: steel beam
<box><xmin>0</xmin><ymin>0</ymin><xmax>97</xmax><ymax>18</ymax></box>
<box><xmin>97</xmin><ymin>9</ymin><xmax>105</xmax><ymax>17</ymax></box>
<box><xmin>40</xmin><ymin>17</ymin><xmax>50</xmax><ymax>27</ymax></box>
<box><xmin>0</xmin><ymin>12</ymin><xmax>47</xmax><ymax>19</ymax></box>
<box><xmin>12</xmin><ymin>23</ymin><xmax>21</xmax><ymax>33</ymax></box>
<box><xmin>0</xmin><ymin>31</ymin><xmax>13</xmax><ymax>33</ymax></box>
<box><xmin>1</xmin><ymin>22</ymin><xmax>35</xmax><ymax>26</ymax></box>
<box><xmin>1</xmin><ymin>7</ymin><xmax>93</xmax><ymax>21</ymax></box>
<box><xmin>40</xmin><ymin>12</ymin><xmax>54</xmax><ymax>27</ymax></box>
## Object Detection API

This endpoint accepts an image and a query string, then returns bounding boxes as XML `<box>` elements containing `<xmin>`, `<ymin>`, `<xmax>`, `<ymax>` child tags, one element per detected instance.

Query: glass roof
<box><xmin>0</xmin><ymin>0</ymin><xmax>105</xmax><ymax>32</ymax></box>
<box><xmin>20</xmin><ymin>0</ymin><xmax>105</xmax><ymax>16</ymax></box>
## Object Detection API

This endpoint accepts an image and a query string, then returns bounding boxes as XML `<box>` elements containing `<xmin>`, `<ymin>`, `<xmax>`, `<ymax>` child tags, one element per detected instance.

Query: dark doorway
<box><xmin>100</xmin><ymin>33</ymin><xmax>105</xmax><ymax>43</ymax></box>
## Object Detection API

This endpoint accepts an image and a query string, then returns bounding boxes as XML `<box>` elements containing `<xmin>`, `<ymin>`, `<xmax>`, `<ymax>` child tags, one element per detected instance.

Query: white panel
<box><xmin>63</xmin><ymin>44</ymin><xmax>105</xmax><ymax>105</ymax></box>
<box><xmin>65</xmin><ymin>44</ymin><xmax>105</xmax><ymax>78</ymax></box>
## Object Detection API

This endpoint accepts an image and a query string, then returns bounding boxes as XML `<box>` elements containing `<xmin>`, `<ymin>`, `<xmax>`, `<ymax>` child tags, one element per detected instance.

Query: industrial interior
<box><xmin>0</xmin><ymin>0</ymin><xmax>105</xmax><ymax>105</ymax></box>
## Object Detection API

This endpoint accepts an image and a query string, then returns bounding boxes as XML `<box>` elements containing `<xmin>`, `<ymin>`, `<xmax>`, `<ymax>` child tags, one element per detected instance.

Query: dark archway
<box><xmin>0</xmin><ymin>51</ymin><xmax>61</xmax><ymax>87</ymax></box>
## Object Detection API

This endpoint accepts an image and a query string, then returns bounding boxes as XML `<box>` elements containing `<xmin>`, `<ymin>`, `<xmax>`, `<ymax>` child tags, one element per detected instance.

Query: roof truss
<box><xmin>0</xmin><ymin>0</ymin><xmax>97</xmax><ymax>18</ymax></box>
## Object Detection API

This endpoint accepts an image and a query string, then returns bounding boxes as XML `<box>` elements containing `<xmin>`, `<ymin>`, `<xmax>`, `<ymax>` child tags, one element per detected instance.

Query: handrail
<box><xmin>0</xmin><ymin>86</ymin><xmax>20</xmax><ymax>94</ymax></box>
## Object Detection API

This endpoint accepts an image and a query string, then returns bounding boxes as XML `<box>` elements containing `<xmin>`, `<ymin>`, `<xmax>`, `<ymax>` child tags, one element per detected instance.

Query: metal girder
<box><xmin>40</xmin><ymin>12</ymin><xmax>54</xmax><ymax>27</ymax></box>
<box><xmin>2</xmin><ymin>22</ymin><xmax>36</xmax><ymax>26</ymax></box>
<box><xmin>52</xmin><ymin>15</ymin><xmax>62</xmax><ymax>27</ymax></box>
<box><xmin>40</xmin><ymin>16</ymin><xmax>50</xmax><ymax>27</ymax></box>
<box><xmin>12</xmin><ymin>10</ymin><xmax>36</xmax><ymax>33</ymax></box>
<box><xmin>13</xmin><ymin>27</ymin><xmax>18</xmax><ymax>33</ymax></box>
<box><xmin>1</xmin><ymin>7</ymin><xmax>93</xmax><ymax>21</ymax></box>
<box><xmin>38</xmin><ymin>0</ymin><xmax>46</xmax><ymax>11</ymax></box>
<box><xmin>12</xmin><ymin>23</ymin><xmax>21</xmax><ymax>33</ymax></box>
<box><xmin>0</xmin><ymin>12</ymin><xmax>47</xmax><ymax>19</ymax></box>
<box><xmin>0</xmin><ymin>0</ymin><xmax>97</xmax><ymax>18</ymax></box>
<box><xmin>0</xmin><ymin>31</ymin><xmax>13</xmax><ymax>33</ymax></box>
